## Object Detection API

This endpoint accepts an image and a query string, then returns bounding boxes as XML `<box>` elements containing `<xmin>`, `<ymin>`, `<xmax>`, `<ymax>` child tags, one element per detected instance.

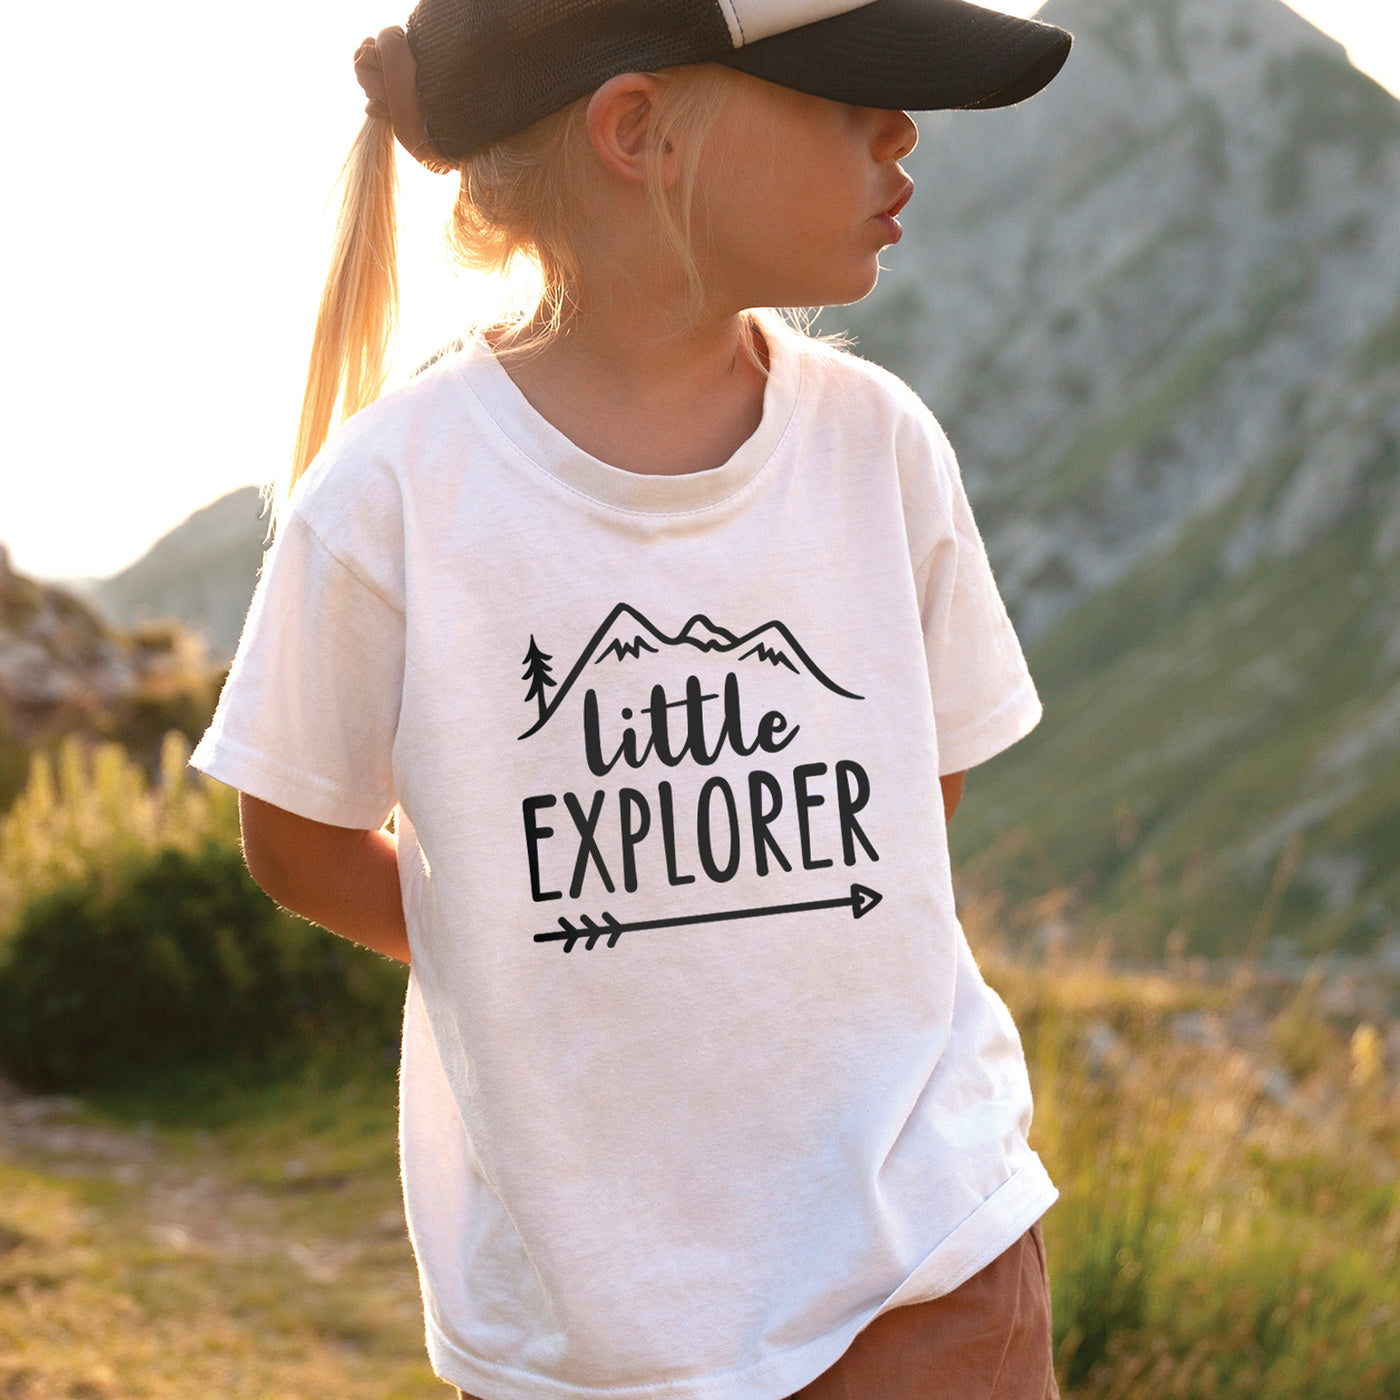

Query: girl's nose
<box><xmin>873</xmin><ymin>108</ymin><xmax>918</xmax><ymax>162</ymax></box>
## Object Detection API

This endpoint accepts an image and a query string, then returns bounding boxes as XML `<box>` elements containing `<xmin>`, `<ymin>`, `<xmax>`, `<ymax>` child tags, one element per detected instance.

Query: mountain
<box><xmin>90</xmin><ymin>488</ymin><xmax>267</xmax><ymax>661</ymax></box>
<box><xmin>819</xmin><ymin>0</ymin><xmax>1400</xmax><ymax>959</ymax></box>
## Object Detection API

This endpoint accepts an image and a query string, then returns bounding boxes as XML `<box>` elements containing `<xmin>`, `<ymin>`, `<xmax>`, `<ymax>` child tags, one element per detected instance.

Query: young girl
<box><xmin>193</xmin><ymin>2</ymin><xmax>1073</xmax><ymax>1396</ymax></box>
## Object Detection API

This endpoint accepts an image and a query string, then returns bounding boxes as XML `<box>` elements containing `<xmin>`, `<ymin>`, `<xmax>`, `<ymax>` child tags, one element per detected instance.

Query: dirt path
<box><xmin>0</xmin><ymin>1077</ymin><xmax>440</xmax><ymax>1400</ymax></box>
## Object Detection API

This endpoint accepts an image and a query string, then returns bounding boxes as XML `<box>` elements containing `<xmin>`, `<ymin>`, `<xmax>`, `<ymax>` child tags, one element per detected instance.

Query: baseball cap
<box><xmin>405</xmin><ymin>0</ymin><xmax>1072</xmax><ymax>161</ymax></box>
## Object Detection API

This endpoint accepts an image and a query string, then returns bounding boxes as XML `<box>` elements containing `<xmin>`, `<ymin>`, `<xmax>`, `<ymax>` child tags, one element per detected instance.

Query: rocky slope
<box><xmin>824</xmin><ymin>0</ymin><xmax>1400</xmax><ymax>957</ymax></box>
<box><xmin>0</xmin><ymin>547</ymin><xmax>220</xmax><ymax>808</ymax></box>
<box><xmin>842</xmin><ymin>0</ymin><xmax>1399</xmax><ymax>635</ymax></box>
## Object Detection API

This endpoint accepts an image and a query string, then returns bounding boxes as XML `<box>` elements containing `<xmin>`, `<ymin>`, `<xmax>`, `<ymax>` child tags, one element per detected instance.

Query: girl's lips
<box><xmin>875</xmin><ymin>180</ymin><xmax>916</xmax><ymax>243</ymax></box>
<box><xmin>885</xmin><ymin>181</ymin><xmax>915</xmax><ymax>220</ymax></box>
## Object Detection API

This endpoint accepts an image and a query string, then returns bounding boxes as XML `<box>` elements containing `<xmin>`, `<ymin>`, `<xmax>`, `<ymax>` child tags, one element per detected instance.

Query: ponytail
<box><xmin>290</xmin><ymin>113</ymin><xmax>400</xmax><ymax>495</ymax></box>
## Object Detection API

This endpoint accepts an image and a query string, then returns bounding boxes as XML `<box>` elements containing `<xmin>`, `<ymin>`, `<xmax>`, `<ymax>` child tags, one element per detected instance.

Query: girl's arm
<box><xmin>941</xmin><ymin>771</ymin><xmax>966</xmax><ymax>823</ymax></box>
<box><xmin>238</xmin><ymin>794</ymin><xmax>410</xmax><ymax>964</ymax></box>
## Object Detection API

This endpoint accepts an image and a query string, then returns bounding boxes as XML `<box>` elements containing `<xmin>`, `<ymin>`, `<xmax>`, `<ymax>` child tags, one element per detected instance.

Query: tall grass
<box><xmin>986</xmin><ymin>944</ymin><xmax>1400</xmax><ymax>1398</ymax></box>
<box><xmin>0</xmin><ymin>732</ymin><xmax>238</xmax><ymax>936</ymax></box>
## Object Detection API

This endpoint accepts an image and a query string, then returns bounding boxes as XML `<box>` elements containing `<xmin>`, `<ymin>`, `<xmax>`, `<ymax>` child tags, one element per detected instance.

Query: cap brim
<box><xmin>717</xmin><ymin>0</ymin><xmax>1072</xmax><ymax>111</ymax></box>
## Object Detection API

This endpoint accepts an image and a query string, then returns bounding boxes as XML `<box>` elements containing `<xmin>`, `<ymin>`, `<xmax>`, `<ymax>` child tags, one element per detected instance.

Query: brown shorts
<box><xmin>789</xmin><ymin>1223</ymin><xmax>1058</xmax><ymax>1400</ymax></box>
<box><xmin>457</xmin><ymin>1222</ymin><xmax>1057</xmax><ymax>1400</ymax></box>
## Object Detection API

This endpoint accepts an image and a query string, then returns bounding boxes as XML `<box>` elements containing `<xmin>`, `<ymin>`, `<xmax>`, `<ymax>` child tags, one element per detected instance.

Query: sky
<box><xmin>3</xmin><ymin>0</ymin><xmax>1398</xmax><ymax>582</ymax></box>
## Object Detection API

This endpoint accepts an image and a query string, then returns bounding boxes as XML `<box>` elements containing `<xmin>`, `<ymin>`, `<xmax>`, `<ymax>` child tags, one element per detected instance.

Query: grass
<box><xmin>982</xmin><ymin>946</ymin><xmax>1400</xmax><ymax>1398</ymax></box>
<box><xmin>0</xmin><ymin>1059</ymin><xmax>441</xmax><ymax>1400</ymax></box>
<box><xmin>2</xmin><ymin>949</ymin><xmax>1397</xmax><ymax>1398</ymax></box>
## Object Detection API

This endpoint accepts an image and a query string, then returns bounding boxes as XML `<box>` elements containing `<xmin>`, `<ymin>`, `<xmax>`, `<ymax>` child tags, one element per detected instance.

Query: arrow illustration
<box><xmin>535</xmin><ymin>884</ymin><xmax>883</xmax><ymax>952</ymax></box>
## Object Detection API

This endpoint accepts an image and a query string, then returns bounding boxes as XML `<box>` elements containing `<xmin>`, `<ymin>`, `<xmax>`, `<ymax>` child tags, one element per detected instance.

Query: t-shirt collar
<box><xmin>455</xmin><ymin>319</ymin><xmax>802</xmax><ymax>514</ymax></box>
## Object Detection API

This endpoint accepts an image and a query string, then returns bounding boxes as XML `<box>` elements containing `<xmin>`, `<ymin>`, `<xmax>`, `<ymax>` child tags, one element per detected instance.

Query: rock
<box><xmin>0</xmin><ymin>551</ymin><xmax>215</xmax><ymax>752</ymax></box>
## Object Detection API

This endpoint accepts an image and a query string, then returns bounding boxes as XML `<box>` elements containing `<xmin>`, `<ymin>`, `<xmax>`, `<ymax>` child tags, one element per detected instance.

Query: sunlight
<box><xmin>4</xmin><ymin>0</ymin><xmax>1397</xmax><ymax>582</ymax></box>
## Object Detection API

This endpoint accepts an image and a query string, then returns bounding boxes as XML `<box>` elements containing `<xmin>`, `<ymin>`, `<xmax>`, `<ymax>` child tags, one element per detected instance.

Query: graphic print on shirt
<box><xmin>518</xmin><ymin>603</ymin><xmax>881</xmax><ymax>951</ymax></box>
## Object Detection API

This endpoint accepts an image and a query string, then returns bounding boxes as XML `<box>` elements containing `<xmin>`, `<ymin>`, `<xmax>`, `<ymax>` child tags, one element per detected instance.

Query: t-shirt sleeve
<box><xmin>913</xmin><ymin>427</ymin><xmax>1042</xmax><ymax>776</ymax></box>
<box><xmin>190</xmin><ymin>507</ymin><xmax>405</xmax><ymax>829</ymax></box>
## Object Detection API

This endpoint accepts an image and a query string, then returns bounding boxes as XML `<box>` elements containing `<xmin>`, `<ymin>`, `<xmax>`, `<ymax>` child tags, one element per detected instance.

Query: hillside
<box><xmin>91</xmin><ymin>487</ymin><xmax>267</xmax><ymax>661</ymax></box>
<box><xmin>824</xmin><ymin>0</ymin><xmax>1400</xmax><ymax>957</ymax></box>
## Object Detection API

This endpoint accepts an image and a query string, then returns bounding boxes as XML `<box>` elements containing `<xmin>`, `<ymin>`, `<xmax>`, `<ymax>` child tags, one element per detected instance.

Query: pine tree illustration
<box><xmin>521</xmin><ymin>636</ymin><xmax>557</xmax><ymax>722</ymax></box>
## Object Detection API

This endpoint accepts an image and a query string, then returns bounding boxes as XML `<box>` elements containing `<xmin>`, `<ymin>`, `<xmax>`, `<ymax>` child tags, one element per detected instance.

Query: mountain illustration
<box><xmin>590</xmin><ymin>607</ymin><xmax>670</xmax><ymax>665</ymax></box>
<box><xmin>519</xmin><ymin>603</ymin><xmax>861</xmax><ymax>739</ymax></box>
<box><xmin>734</xmin><ymin>627</ymin><xmax>805</xmax><ymax>676</ymax></box>
<box><xmin>678</xmin><ymin>615</ymin><xmax>740</xmax><ymax>650</ymax></box>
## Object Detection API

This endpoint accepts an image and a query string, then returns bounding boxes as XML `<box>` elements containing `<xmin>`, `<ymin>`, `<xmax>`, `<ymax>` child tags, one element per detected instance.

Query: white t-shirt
<box><xmin>193</xmin><ymin>323</ymin><xmax>1054</xmax><ymax>1400</ymax></box>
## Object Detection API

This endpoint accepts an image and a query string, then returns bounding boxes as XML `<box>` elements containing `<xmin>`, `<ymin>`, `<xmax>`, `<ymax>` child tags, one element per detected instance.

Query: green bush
<box><xmin>0</xmin><ymin>843</ymin><xmax>406</xmax><ymax>1091</ymax></box>
<box><xmin>0</xmin><ymin>732</ymin><xmax>240</xmax><ymax>935</ymax></box>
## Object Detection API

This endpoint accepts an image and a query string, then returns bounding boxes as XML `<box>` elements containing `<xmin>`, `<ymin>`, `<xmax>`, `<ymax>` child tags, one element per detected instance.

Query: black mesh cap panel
<box><xmin>407</xmin><ymin>0</ymin><xmax>736</xmax><ymax>160</ymax></box>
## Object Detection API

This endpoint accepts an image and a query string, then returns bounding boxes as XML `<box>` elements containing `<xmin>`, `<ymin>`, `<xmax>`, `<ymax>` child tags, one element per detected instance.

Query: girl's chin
<box><xmin>767</xmin><ymin>268</ymin><xmax>885</xmax><ymax>310</ymax></box>
<box><xmin>819</xmin><ymin>270</ymin><xmax>886</xmax><ymax>308</ymax></box>
<box><xmin>719</xmin><ymin>257</ymin><xmax>886</xmax><ymax>314</ymax></box>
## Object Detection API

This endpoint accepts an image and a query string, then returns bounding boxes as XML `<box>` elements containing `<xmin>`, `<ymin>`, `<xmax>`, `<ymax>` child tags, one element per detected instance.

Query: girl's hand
<box><xmin>238</xmin><ymin>794</ymin><xmax>410</xmax><ymax>964</ymax></box>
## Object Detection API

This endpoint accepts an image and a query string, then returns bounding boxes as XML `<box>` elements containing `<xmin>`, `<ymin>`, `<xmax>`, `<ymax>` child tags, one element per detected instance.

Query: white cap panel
<box><xmin>720</xmin><ymin>0</ymin><xmax>883</xmax><ymax>48</ymax></box>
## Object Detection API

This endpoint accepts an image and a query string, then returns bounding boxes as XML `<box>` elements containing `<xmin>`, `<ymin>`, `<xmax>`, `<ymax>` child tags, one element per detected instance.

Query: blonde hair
<box><xmin>292</xmin><ymin>116</ymin><xmax>399</xmax><ymax>493</ymax></box>
<box><xmin>288</xmin><ymin>65</ymin><xmax>739</xmax><ymax>498</ymax></box>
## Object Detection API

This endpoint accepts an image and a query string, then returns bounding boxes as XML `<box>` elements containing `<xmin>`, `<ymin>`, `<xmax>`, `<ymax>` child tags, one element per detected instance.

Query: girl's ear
<box><xmin>586</xmin><ymin>73</ymin><xmax>673</xmax><ymax>185</ymax></box>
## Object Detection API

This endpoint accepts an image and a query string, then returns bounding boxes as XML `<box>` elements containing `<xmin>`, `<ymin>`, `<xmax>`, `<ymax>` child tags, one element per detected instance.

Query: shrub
<box><xmin>0</xmin><ymin>732</ymin><xmax>238</xmax><ymax>937</ymax></box>
<box><xmin>0</xmin><ymin>732</ymin><xmax>407</xmax><ymax>1092</ymax></box>
<box><xmin>0</xmin><ymin>842</ymin><xmax>406</xmax><ymax>1091</ymax></box>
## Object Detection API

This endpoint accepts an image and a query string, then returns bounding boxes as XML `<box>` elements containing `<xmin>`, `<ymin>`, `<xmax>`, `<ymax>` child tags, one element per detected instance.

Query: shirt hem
<box><xmin>423</xmin><ymin>1156</ymin><xmax>1057</xmax><ymax>1400</ymax></box>
<box><xmin>879</xmin><ymin>1153</ymin><xmax>1058</xmax><ymax>1310</ymax></box>
<box><xmin>190</xmin><ymin>730</ymin><xmax>395</xmax><ymax>830</ymax></box>
<box><xmin>938</xmin><ymin>678</ymin><xmax>1042</xmax><ymax>775</ymax></box>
